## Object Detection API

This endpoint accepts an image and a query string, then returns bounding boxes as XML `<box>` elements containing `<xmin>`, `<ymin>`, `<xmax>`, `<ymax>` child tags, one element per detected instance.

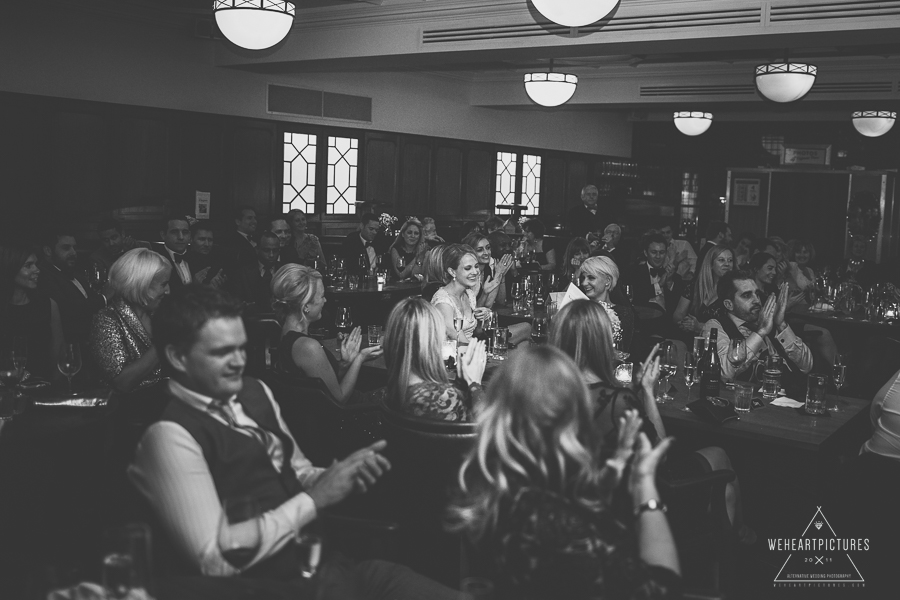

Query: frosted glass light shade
<box><xmin>755</xmin><ymin>63</ymin><xmax>817</xmax><ymax>103</ymax></box>
<box><xmin>673</xmin><ymin>112</ymin><xmax>713</xmax><ymax>136</ymax></box>
<box><xmin>852</xmin><ymin>111</ymin><xmax>896</xmax><ymax>137</ymax></box>
<box><xmin>524</xmin><ymin>72</ymin><xmax>578</xmax><ymax>107</ymax></box>
<box><xmin>214</xmin><ymin>1</ymin><xmax>295</xmax><ymax>50</ymax></box>
<box><xmin>531</xmin><ymin>0</ymin><xmax>619</xmax><ymax>28</ymax></box>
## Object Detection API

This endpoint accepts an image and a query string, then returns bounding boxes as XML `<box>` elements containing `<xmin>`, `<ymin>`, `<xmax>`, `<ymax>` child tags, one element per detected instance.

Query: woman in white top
<box><xmin>431</xmin><ymin>244</ymin><xmax>491</xmax><ymax>343</ymax></box>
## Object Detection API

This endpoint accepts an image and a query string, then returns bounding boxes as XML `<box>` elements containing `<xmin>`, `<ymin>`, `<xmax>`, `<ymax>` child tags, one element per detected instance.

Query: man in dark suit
<box><xmin>566</xmin><ymin>184</ymin><xmax>607</xmax><ymax>239</ymax></box>
<box><xmin>151</xmin><ymin>216</ymin><xmax>193</xmax><ymax>293</ymax></box>
<box><xmin>627</xmin><ymin>233</ymin><xmax>684</xmax><ymax>345</ymax></box>
<box><xmin>228</xmin><ymin>232</ymin><xmax>281</xmax><ymax>312</ymax></box>
<box><xmin>592</xmin><ymin>223</ymin><xmax>631</xmax><ymax>272</ymax></box>
<box><xmin>223</xmin><ymin>205</ymin><xmax>259</xmax><ymax>272</ymax></box>
<box><xmin>39</xmin><ymin>227</ymin><xmax>111</xmax><ymax>343</ymax></box>
<box><xmin>341</xmin><ymin>212</ymin><xmax>381</xmax><ymax>277</ymax></box>
<box><xmin>188</xmin><ymin>221</ymin><xmax>227</xmax><ymax>289</ymax></box>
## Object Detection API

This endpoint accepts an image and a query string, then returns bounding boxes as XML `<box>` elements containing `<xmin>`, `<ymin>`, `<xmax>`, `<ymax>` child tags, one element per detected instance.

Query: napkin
<box><xmin>551</xmin><ymin>283</ymin><xmax>588</xmax><ymax>311</ymax></box>
<box><xmin>770</xmin><ymin>397</ymin><xmax>805</xmax><ymax>408</ymax></box>
<box><xmin>31</xmin><ymin>388</ymin><xmax>112</xmax><ymax>408</ymax></box>
<box><xmin>49</xmin><ymin>582</ymin><xmax>153</xmax><ymax>600</ymax></box>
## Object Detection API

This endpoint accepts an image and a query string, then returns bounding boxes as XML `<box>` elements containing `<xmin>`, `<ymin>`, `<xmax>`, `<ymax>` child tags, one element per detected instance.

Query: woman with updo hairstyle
<box><xmin>449</xmin><ymin>345</ymin><xmax>680</xmax><ymax>600</ymax></box>
<box><xmin>578</xmin><ymin>255</ymin><xmax>634</xmax><ymax>350</ymax></box>
<box><xmin>89</xmin><ymin>248</ymin><xmax>170</xmax><ymax>392</ymax></box>
<box><xmin>273</xmin><ymin>264</ymin><xmax>381</xmax><ymax>404</ymax></box>
<box><xmin>383</xmin><ymin>297</ymin><xmax>486</xmax><ymax>422</ymax></box>
<box><xmin>1</xmin><ymin>243</ymin><xmax>63</xmax><ymax>378</ymax></box>
<box><xmin>431</xmin><ymin>243</ymin><xmax>491</xmax><ymax>343</ymax></box>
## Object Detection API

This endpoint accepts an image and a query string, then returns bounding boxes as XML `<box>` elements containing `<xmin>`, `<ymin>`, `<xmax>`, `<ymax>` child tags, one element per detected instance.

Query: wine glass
<box><xmin>682</xmin><ymin>352</ymin><xmax>700</xmax><ymax>412</ymax></box>
<box><xmin>218</xmin><ymin>498</ymin><xmax>262</xmax><ymax>573</ymax></box>
<box><xmin>58</xmin><ymin>343</ymin><xmax>82</xmax><ymax>394</ymax></box>
<box><xmin>530</xmin><ymin>317</ymin><xmax>548</xmax><ymax>345</ymax></box>
<box><xmin>396</xmin><ymin>255</ymin><xmax>405</xmax><ymax>280</ymax></box>
<box><xmin>831</xmin><ymin>354</ymin><xmax>846</xmax><ymax>412</ymax></box>
<box><xmin>335</xmin><ymin>306</ymin><xmax>353</xmax><ymax>358</ymax></box>
<box><xmin>453</xmin><ymin>317</ymin><xmax>465</xmax><ymax>341</ymax></box>
<box><xmin>657</xmin><ymin>341</ymin><xmax>678</xmax><ymax>403</ymax></box>
<box><xmin>510</xmin><ymin>281</ymin><xmax>524</xmax><ymax>315</ymax></box>
<box><xmin>727</xmin><ymin>339</ymin><xmax>747</xmax><ymax>373</ymax></box>
<box><xmin>11</xmin><ymin>337</ymin><xmax>27</xmax><ymax>374</ymax></box>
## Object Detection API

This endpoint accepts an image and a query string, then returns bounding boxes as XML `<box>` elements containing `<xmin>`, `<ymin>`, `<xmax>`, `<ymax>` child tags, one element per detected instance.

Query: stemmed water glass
<box><xmin>335</xmin><ymin>307</ymin><xmax>353</xmax><ymax>358</ymax></box>
<box><xmin>530</xmin><ymin>317</ymin><xmax>548</xmax><ymax>345</ymax></box>
<box><xmin>682</xmin><ymin>352</ymin><xmax>701</xmax><ymax>412</ymax></box>
<box><xmin>727</xmin><ymin>339</ymin><xmax>747</xmax><ymax>376</ymax></box>
<box><xmin>57</xmin><ymin>343</ymin><xmax>82</xmax><ymax>394</ymax></box>
<box><xmin>831</xmin><ymin>354</ymin><xmax>846</xmax><ymax>412</ymax></box>
<box><xmin>657</xmin><ymin>341</ymin><xmax>678</xmax><ymax>403</ymax></box>
<box><xmin>218</xmin><ymin>498</ymin><xmax>262</xmax><ymax>573</ymax></box>
<box><xmin>510</xmin><ymin>281</ymin><xmax>524</xmax><ymax>315</ymax></box>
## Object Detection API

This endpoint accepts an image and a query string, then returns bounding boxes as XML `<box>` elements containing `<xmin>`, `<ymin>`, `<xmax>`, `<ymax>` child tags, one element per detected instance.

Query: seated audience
<box><xmin>837</xmin><ymin>236</ymin><xmax>879</xmax><ymax>288</ymax></box>
<box><xmin>784</xmin><ymin>239</ymin><xmax>817</xmax><ymax>309</ymax></box>
<box><xmin>419</xmin><ymin>244</ymin><xmax>447</xmax><ymax>302</ymax></box>
<box><xmin>224</xmin><ymin>206</ymin><xmax>259</xmax><ymax>271</ymax></box>
<box><xmin>273</xmin><ymin>264</ymin><xmax>381</xmax><ymax>404</ymax></box>
<box><xmin>579</xmin><ymin>256</ymin><xmax>634</xmax><ymax>350</ymax></box>
<box><xmin>129</xmin><ymin>287</ymin><xmax>459</xmax><ymax>599</ymax></box>
<box><xmin>188</xmin><ymin>222</ymin><xmax>226</xmax><ymax>289</ymax></box>
<box><xmin>268</xmin><ymin>215</ymin><xmax>293</xmax><ymax>253</ymax></box>
<box><xmin>593</xmin><ymin>223</ymin><xmax>630</xmax><ymax>271</ymax></box>
<box><xmin>632</xmin><ymin>234</ymin><xmax>682</xmax><ymax>317</ymax></box>
<box><xmin>421</xmin><ymin>217</ymin><xmax>445</xmax><ymax>247</ymax></box>
<box><xmin>461</xmin><ymin>232</ymin><xmax>513</xmax><ymax>308</ymax></box>
<box><xmin>89</xmin><ymin>248</ymin><xmax>169</xmax><ymax>392</ymax></box>
<box><xmin>284</xmin><ymin>209</ymin><xmax>327</xmax><ymax>268</ymax></box>
<box><xmin>91</xmin><ymin>218</ymin><xmax>149</xmax><ymax>274</ymax></box>
<box><xmin>559</xmin><ymin>237</ymin><xmax>591</xmax><ymax>291</ymax></box>
<box><xmin>450</xmin><ymin>345</ymin><xmax>681</xmax><ymax>600</ymax></box>
<box><xmin>152</xmin><ymin>216</ymin><xmax>193</xmax><ymax>292</ymax></box>
<box><xmin>462</xmin><ymin>221</ymin><xmax>482</xmax><ymax>238</ymax></box>
<box><xmin>672</xmin><ymin>245</ymin><xmax>733</xmax><ymax>336</ymax></box>
<box><xmin>388</xmin><ymin>218</ymin><xmax>427</xmax><ymax>282</ymax></box>
<box><xmin>228</xmin><ymin>231</ymin><xmax>282</xmax><ymax>312</ymax></box>
<box><xmin>487</xmin><ymin>230</ymin><xmax>515</xmax><ymax>304</ymax></box>
<box><xmin>659</xmin><ymin>222</ymin><xmax>697</xmax><ymax>280</ymax></box>
<box><xmin>39</xmin><ymin>227</ymin><xmax>111</xmax><ymax>345</ymax></box>
<box><xmin>483</xmin><ymin>216</ymin><xmax>505</xmax><ymax>234</ymax></box>
<box><xmin>703</xmin><ymin>271</ymin><xmax>812</xmax><ymax>383</ymax></box>
<box><xmin>733</xmin><ymin>231</ymin><xmax>756</xmax><ymax>269</ymax></box>
<box><xmin>747</xmin><ymin>252</ymin><xmax>778</xmax><ymax>297</ymax></box>
<box><xmin>431</xmin><ymin>244</ymin><xmax>491</xmax><ymax>343</ymax></box>
<box><xmin>697</xmin><ymin>220</ymin><xmax>732</xmax><ymax>264</ymax></box>
<box><xmin>341</xmin><ymin>212</ymin><xmax>381</xmax><ymax>277</ymax></box>
<box><xmin>551</xmin><ymin>299</ymin><xmax>751</xmax><ymax>544</ymax></box>
<box><xmin>1</xmin><ymin>243</ymin><xmax>63</xmax><ymax>378</ymax></box>
<box><xmin>520</xmin><ymin>218</ymin><xmax>556</xmax><ymax>272</ymax></box>
<box><xmin>383</xmin><ymin>297</ymin><xmax>486</xmax><ymax>422</ymax></box>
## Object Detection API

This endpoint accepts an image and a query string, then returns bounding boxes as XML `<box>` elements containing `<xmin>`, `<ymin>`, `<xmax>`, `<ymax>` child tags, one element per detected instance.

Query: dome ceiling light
<box><xmin>214</xmin><ymin>1</ymin><xmax>295</xmax><ymax>51</ymax></box>
<box><xmin>530</xmin><ymin>0</ymin><xmax>620</xmax><ymax>28</ymax></box>
<box><xmin>673</xmin><ymin>112</ymin><xmax>713</xmax><ymax>136</ymax></box>
<box><xmin>524</xmin><ymin>60</ymin><xmax>578</xmax><ymax>107</ymax></box>
<box><xmin>852</xmin><ymin>111</ymin><xmax>896</xmax><ymax>137</ymax></box>
<box><xmin>755</xmin><ymin>61</ymin><xmax>817</xmax><ymax>103</ymax></box>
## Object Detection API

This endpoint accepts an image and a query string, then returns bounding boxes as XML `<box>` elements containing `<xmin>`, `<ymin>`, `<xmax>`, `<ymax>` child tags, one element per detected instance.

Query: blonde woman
<box><xmin>431</xmin><ymin>244</ymin><xmax>491</xmax><ymax>343</ymax></box>
<box><xmin>89</xmin><ymin>248</ymin><xmax>171</xmax><ymax>392</ymax></box>
<box><xmin>579</xmin><ymin>256</ymin><xmax>634</xmax><ymax>349</ymax></box>
<box><xmin>450</xmin><ymin>345</ymin><xmax>680</xmax><ymax>599</ymax></box>
<box><xmin>273</xmin><ymin>264</ymin><xmax>381</xmax><ymax>404</ymax></box>
<box><xmin>383</xmin><ymin>297</ymin><xmax>486</xmax><ymax>422</ymax></box>
<box><xmin>672</xmin><ymin>245</ymin><xmax>734</xmax><ymax>334</ymax></box>
<box><xmin>388</xmin><ymin>218</ymin><xmax>427</xmax><ymax>282</ymax></box>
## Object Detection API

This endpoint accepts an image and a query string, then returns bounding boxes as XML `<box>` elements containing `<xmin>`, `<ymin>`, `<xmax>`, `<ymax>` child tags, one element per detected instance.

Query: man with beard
<box><xmin>152</xmin><ymin>216</ymin><xmax>193</xmax><ymax>292</ymax></box>
<box><xmin>702</xmin><ymin>271</ymin><xmax>811</xmax><ymax>383</ymax></box>
<box><xmin>39</xmin><ymin>228</ymin><xmax>110</xmax><ymax>344</ymax></box>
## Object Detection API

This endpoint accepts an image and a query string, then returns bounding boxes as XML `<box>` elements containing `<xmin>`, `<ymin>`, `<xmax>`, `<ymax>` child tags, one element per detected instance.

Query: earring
<box><xmin>303</xmin><ymin>307</ymin><xmax>309</xmax><ymax>314</ymax></box>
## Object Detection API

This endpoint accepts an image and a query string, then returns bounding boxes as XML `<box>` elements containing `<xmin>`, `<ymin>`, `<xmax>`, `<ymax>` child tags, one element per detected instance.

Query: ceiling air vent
<box><xmin>640</xmin><ymin>84</ymin><xmax>757</xmax><ymax>97</ymax></box>
<box><xmin>423</xmin><ymin>6</ymin><xmax>761</xmax><ymax>44</ymax></box>
<box><xmin>770</xmin><ymin>1</ymin><xmax>900</xmax><ymax>23</ymax></box>
<box><xmin>268</xmin><ymin>85</ymin><xmax>372</xmax><ymax>122</ymax></box>
<box><xmin>807</xmin><ymin>81</ymin><xmax>894</xmax><ymax>94</ymax></box>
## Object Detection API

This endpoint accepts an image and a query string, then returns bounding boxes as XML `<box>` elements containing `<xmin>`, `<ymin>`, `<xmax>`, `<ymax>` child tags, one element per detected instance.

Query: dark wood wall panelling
<box><xmin>0</xmin><ymin>91</ymin><xmax>632</xmax><ymax>245</ymax></box>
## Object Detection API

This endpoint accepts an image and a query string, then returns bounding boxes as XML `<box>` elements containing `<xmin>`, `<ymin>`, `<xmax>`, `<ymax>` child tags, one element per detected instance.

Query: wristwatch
<box><xmin>634</xmin><ymin>499</ymin><xmax>667</xmax><ymax>517</ymax></box>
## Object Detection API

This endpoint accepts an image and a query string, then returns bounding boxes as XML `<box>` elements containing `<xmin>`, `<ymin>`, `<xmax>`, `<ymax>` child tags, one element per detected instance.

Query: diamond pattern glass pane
<box><xmin>494</xmin><ymin>152</ymin><xmax>517</xmax><ymax>215</ymax></box>
<box><xmin>520</xmin><ymin>154</ymin><xmax>541</xmax><ymax>216</ymax></box>
<box><xmin>327</xmin><ymin>136</ymin><xmax>358</xmax><ymax>215</ymax></box>
<box><xmin>282</xmin><ymin>132</ymin><xmax>317</xmax><ymax>213</ymax></box>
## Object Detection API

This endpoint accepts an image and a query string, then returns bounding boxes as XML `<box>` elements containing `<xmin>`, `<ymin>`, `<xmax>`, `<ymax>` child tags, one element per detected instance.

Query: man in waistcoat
<box><xmin>128</xmin><ymin>287</ymin><xmax>461</xmax><ymax>598</ymax></box>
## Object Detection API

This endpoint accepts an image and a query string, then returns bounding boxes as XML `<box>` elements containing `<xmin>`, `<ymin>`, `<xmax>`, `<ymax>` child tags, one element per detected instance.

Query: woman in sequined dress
<box><xmin>579</xmin><ymin>256</ymin><xmax>634</xmax><ymax>351</ymax></box>
<box><xmin>89</xmin><ymin>248</ymin><xmax>170</xmax><ymax>392</ymax></box>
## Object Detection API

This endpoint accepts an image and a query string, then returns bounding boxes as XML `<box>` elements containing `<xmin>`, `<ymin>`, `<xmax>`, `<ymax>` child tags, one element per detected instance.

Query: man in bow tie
<box><xmin>340</xmin><ymin>212</ymin><xmax>381</xmax><ymax>277</ymax></box>
<box><xmin>39</xmin><ymin>227</ymin><xmax>111</xmax><ymax>344</ymax></box>
<box><xmin>629</xmin><ymin>233</ymin><xmax>683</xmax><ymax>341</ymax></box>
<box><xmin>152</xmin><ymin>216</ymin><xmax>193</xmax><ymax>292</ymax></box>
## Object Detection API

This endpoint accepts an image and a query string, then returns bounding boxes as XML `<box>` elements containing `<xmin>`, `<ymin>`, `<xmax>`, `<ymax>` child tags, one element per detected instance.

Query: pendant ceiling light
<box><xmin>524</xmin><ymin>61</ymin><xmax>578</xmax><ymax>107</ymax></box>
<box><xmin>755</xmin><ymin>62</ymin><xmax>817</xmax><ymax>103</ymax></box>
<box><xmin>531</xmin><ymin>0</ymin><xmax>620</xmax><ymax>28</ymax></box>
<box><xmin>852</xmin><ymin>111</ymin><xmax>896</xmax><ymax>137</ymax></box>
<box><xmin>214</xmin><ymin>1</ymin><xmax>295</xmax><ymax>51</ymax></box>
<box><xmin>673</xmin><ymin>112</ymin><xmax>713</xmax><ymax>136</ymax></box>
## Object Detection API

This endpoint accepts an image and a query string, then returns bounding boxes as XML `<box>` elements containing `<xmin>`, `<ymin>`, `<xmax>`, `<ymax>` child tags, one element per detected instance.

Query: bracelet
<box><xmin>634</xmin><ymin>498</ymin><xmax>667</xmax><ymax>517</ymax></box>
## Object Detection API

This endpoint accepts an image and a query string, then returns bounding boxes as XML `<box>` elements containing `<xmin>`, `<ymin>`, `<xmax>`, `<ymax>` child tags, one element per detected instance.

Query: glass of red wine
<box><xmin>218</xmin><ymin>497</ymin><xmax>262</xmax><ymax>573</ymax></box>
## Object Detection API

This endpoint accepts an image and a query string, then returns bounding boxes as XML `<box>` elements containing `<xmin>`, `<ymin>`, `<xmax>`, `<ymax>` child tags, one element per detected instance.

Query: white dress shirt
<box><xmin>702</xmin><ymin>313</ymin><xmax>812</xmax><ymax>382</ymax></box>
<box><xmin>128</xmin><ymin>379</ymin><xmax>323</xmax><ymax>576</ymax></box>
<box><xmin>360</xmin><ymin>234</ymin><xmax>376</xmax><ymax>273</ymax></box>
<box><xmin>164</xmin><ymin>246</ymin><xmax>192</xmax><ymax>285</ymax></box>
<box><xmin>238</xmin><ymin>230</ymin><xmax>257</xmax><ymax>248</ymax></box>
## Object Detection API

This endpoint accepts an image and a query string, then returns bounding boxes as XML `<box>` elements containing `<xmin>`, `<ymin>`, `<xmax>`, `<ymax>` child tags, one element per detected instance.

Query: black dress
<box><xmin>2</xmin><ymin>294</ymin><xmax>53</xmax><ymax>378</ymax></box>
<box><xmin>278</xmin><ymin>330</ymin><xmax>340</xmax><ymax>380</ymax></box>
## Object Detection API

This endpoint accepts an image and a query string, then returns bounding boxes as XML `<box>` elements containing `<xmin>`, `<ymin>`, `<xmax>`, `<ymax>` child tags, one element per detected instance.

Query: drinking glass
<box><xmin>761</xmin><ymin>355</ymin><xmax>782</xmax><ymax>400</ymax></box>
<box><xmin>693</xmin><ymin>335</ymin><xmax>707</xmax><ymax>358</ymax></box>
<box><xmin>348</xmin><ymin>275</ymin><xmax>359</xmax><ymax>290</ymax></box>
<box><xmin>367</xmin><ymin>325</ymin><xmax>383</xmax><ymax>347</ymax></box>
<box><xmin>492</xmin><ymin>327</ymin><xmax>509</xmax><ymax>361</ymax></box>
<box><xmin>530</xmin><ymin>317</ymin><xmax>548</xmax><ymax>345</ymax></box>
<box><xmin>622</xmin><ymin>283</ymin><xmax>633</xmax><ymax>302</ymax></box>
<box><xmin>733</xmin><ymin>382</ymin><xmax>753</xmax><ymax>416</ymax></box>
<box><xmin>376</xmin><ymin>270</ymin><xmax>387</xmax><ymax>290</ymax></box>
<box><xmin>546</xmin><ymin>301</ymin><xmax>559</xmax><ymax>324</ymax></box>
<box><xmin>453</xmin><ymin>317</ymin><xmax>465</xmax><ymax>341</ymax></box>
<box><xmin>12</xmin><ymin>337</ymin><xmax>27</xmax><ymax>374</ymax></box>
<box><xmin>479</xmin><ymin>311</ymin><xmax>497</xmax><ymax>356</ymax></box>
<box><xmin>218</xmin><ymin>498</ymin><xmax>262</xmax><ymax>573</ymax></box>
<box><xmin>57</xmin><ymin>343</ymin><xmax>82</xmax><ymax>394</ymax></box>
<box><xmin>682</xmin><ymin>352</ymin><xmax>700</xmax><ymax>412</ymax></box>
<box><xmin>614</xmin><ymin>362</ymin><xmax>633</xmax><ymax>385</ymax></box>
<box><xmin>335</xmin><ymin>307</ymin><xmax>353</xmax><ymax>358</ymax></box>
<box><xmin>442</xmin><ymin>339</ymin><xmax>458</xmax><ymax>371</ymax></box>
<box><xmin>657</xmin><ymin>341</ymin><xmax>678</xmax><ymax>403</ymax></box>
<box><xmin>727</xmin><ymin>339</ymin><xmax>747</xmax><ymax>371</ymax></box>
<box><xmin>295</xmin><ymin>532</ymin><xmax>323</xmax><ymax>579</ymax></box>
<box><xmin>510</xmin><ymin>282</ymin><xmax>524</xmax><ymax>315</ymax></box>
<box><xmin>615</xmin><ymin>338</ymin><xmax>630</xmax><ymax>362</ymax></box>
<box><xmin>831</xmin><ymin>354</ymin><xmax>846</xmax><ymax>412</ymax></box>
<box><xmin>396</xmin><ymin>255</ymin><xmax>405</xmax><ymax>278</ymax></box>
<box><xmin>805</xmin><ymin>373</ymin><xmax>827</xmax><ymax>415</ymax></box>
